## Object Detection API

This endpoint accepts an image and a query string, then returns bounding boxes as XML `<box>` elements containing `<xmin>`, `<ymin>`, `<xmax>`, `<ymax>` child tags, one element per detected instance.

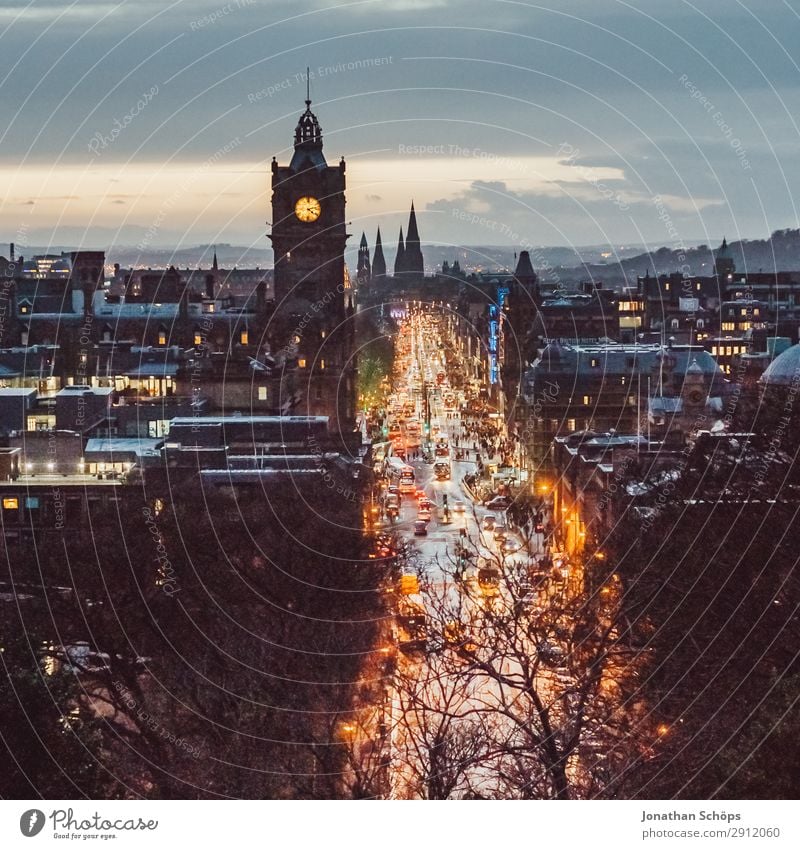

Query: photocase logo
<box><xmin>19</xmin><ymin>809</ymin><xmax>45</xmax><ymax>837</ymax></box>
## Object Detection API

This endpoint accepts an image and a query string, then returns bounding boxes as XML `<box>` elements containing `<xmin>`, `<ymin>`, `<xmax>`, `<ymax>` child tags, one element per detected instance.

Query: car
<box><xmin>413</xmin><ymin>520</ymin><xmax>428</xmax><ymax>536</ymax></box>
<box><xmin>493</xmin><ymin>525</ymin><xmax>508</xmax><ymax>541</ymax></box>
<box><xmin>501</xmin><ymin>538</ymin><xmax>520</xmax><ymax>554</ymax></box>
<box><xmin>414</xmin><ymin>488</ymin><xmax>426</xmax><ymax>500</ymax></box>
<box><xmin>417</xmin><ymin>509</ymin><xmax>432</xmax><ymax>522</ymax></box>
<box><xmin>452</xmin><ymin>500</ymin><xmax>466</xmax><ymax>514</ymax></box>
<box><xmin>537</xmin><ymin>641</ymin><xmax>568</xmax><ymax>669</ymax></box>
<box><xmin>514</xmin><ymin>590</ymin><xmax>543</xmax><ymax>616</ymax></box>
<box><xmin>477</xmin><ymin>566</ymin><xmax>501</xmax><ymax>597</ymax></box>
<box><xmin>481</xmin><ymin>515</ymin><xmax>496</xmax><ymax>531</ymax></box>
<box><xmin>443</xmin><ymin>621</ymin><xmax>478</xmax><ymax>654</ymax></box>
<box><xmin>419</xmin><ymin>497</ymin><xmax>434</xmax><ymax>510</ymax></box>
<box><xmin>485</xmin><ymin>496</ymin><xmax>512</xmax><ymax>511</ymax></box>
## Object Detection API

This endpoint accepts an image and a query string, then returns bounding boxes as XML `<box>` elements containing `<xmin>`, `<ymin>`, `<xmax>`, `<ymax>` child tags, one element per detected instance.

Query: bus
<box><xmin>434</xmin><ymin>460</ymin><xmax>451</xmax><ymax>481</ymax></box>
<box><xmin>387</xmin><ymin>456</ymin><xmax>417</xmax><ymax>492</ymax></box>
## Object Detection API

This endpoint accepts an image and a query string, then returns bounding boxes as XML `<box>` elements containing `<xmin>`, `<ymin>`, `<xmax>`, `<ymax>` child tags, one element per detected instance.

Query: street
<box><xmin>361</xmin><ymin>306</ymin><xmax>624</xmax><ymax>799</ymax></box>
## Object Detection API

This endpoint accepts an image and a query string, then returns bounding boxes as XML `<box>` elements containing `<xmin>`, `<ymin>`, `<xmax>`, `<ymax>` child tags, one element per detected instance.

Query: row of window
<box><xmin>711</xmin><ymin>344</ymin><xmax>747</xmax><ymax>357</ymax></box>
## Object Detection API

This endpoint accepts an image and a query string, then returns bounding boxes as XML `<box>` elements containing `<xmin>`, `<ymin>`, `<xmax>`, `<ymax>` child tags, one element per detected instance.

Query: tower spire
<box><xmin>306</xmin><ymin>66</ymin><xmax>310</xmax><ymax>107</ymax></box>
<box><xmin>372</xmin><ymin>226</ymin><xmax>386</xmax><ymax>279</ymax></box>
<box><xmin>404</xmin><ymin>200</ymin><xmax>424</xmax><ymax>276</ymax></box>
<box><xmin>394</xmin><ymin>227</ymin><xmax>406</xmax><ymax>276</ymax></box>
<box><xmin>357</xmin><ymin>231</ymin><xmax>371</xmax><ymax>286</ymax></box>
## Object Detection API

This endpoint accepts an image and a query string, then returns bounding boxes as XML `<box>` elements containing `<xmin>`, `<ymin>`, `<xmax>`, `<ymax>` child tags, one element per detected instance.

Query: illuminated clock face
<box><xmin>294</xmin><ymin>196</ymin><xmax>321</xmax><ymax>222</ymax></box>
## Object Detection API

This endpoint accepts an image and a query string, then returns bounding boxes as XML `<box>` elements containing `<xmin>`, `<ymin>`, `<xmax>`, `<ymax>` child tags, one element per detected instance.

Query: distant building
<box><xmin>521</xmin><ymin>340</ymin><xmax>727</xmax><ymax>477</ymax></box>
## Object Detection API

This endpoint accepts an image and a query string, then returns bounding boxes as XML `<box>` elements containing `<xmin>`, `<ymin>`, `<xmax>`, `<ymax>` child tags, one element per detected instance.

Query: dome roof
<box><xmin>760</xmin><ymin>343</ymin><xmax>800</xmax><ymax>386</ymax></box>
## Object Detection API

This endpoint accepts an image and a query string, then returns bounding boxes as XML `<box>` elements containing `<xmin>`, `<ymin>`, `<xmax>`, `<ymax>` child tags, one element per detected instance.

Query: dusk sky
<box><xmin>1</xmin><ymin>0</ymin><xmax>798</xmax><ymax>257</ymax></box>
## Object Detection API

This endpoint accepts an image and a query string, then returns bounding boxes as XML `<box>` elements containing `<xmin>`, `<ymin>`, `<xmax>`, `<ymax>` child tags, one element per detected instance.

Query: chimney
<box><xmin>9</xmin><ymin>243</ymin><xmax>14</xmax><ymax>261</ymax></box>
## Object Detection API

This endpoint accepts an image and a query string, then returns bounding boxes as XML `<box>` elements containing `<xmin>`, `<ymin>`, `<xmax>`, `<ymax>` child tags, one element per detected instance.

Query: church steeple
<box><xmin>404</xmin><ymin>200</ymin><xmax>424</xmax><ymax>276</ymax></box>
<box><xmin>212</xmin><ymin>247</ymin><xmax>218</xmax><ymax>272</ymax></box>
<box><xmin>394</xmin><ymin>227</ymin><xmax>406</xmax><ymax>276</ymax></box>
<box><xmin>372</xmin><ymin>227</ymin><xmax>386</xmax><ymax>279</ymax></box>
<box><xmin>357</xmin><ymin>231</ymin><xmax>371</xmax><ymax>286</ymax></box>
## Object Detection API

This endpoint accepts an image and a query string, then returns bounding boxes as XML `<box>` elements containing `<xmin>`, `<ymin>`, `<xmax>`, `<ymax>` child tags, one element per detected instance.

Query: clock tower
<box><xmin>269</xmin><ymin>92</ymin><xmax>355</xmax><ymax>432</ymax></box>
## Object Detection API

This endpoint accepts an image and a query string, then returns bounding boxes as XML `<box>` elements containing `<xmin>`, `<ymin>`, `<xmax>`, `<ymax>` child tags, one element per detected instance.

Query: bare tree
<box><xmin>384</xmin><ymin>534</ymin><xmax>648</xmax><ymax>799</ymax></box>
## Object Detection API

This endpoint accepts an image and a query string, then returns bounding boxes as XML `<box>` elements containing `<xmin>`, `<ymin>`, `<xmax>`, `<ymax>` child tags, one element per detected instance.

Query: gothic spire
<box><xmin>404</xmin><ymin>200</ymin><xmax>424</xmax><ymax>276</ymax></box>
<box><xmin>357</xmin><ymin>231</ymin><xmax>371</xmax><ymax>284</ymax></box>
<box><xmin>372</xmin><ymin>226</ymin><xmax>386</xmax><ymax>278</ymax></box>
<box><xmin>394</xmin><ymin>227</ymin><xmax>406</xmax><ymax>276</ymax></box>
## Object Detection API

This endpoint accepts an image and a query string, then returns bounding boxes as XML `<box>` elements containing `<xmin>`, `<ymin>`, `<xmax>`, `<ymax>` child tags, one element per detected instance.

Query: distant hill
<box><xmin>10</xmin><ymin>229</ymin><xmax>800</xmax><ymax>286</ymax></box>
<box><xmin>566</xmin><ymin>229</ymin><xmax>800</xmax><ymax>289</ymax></box>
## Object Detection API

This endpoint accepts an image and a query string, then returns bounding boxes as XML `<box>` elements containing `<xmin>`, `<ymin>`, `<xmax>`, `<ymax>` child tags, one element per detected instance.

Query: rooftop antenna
<box><xmin>306</xmin><ymin>67</ymin><xmax>311</xmax><ymax>107</ymax></box>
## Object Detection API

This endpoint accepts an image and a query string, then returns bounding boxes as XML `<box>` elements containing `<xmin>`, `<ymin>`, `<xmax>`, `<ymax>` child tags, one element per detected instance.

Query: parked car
<box><xmin>414</xmin><ymin>520</ymin><xmax>428</xmax><ymax>536</ymax></box>
<box><xmin>486</xmin><ymin>496</ymin><xmax>512</xmax><ymax>511</ymax></box>
<box><xmin>481</xmin><ymin>515</ymin><xmax>496</xmax><ymax>531</ymax></box>
<box><xmin>501</xmin><ymin>538</ymin><xmax>520</xmax><ymax>554</ymax></box>
<box><xmin>493</xmin><ymin>525</ymin><xmax>508</xmax><ymax>541</ymax></box>
<box><xmin>453</xmin><ymin>500</ymin><xmax>466</xmax><ymax>514</ymax></box>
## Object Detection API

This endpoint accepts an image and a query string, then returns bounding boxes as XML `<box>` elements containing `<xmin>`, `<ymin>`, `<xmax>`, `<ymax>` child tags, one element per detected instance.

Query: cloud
<box><xmin>365</xmin><ymin>194</ymin><xmax>382</xmax><ymax>202</ymax></box>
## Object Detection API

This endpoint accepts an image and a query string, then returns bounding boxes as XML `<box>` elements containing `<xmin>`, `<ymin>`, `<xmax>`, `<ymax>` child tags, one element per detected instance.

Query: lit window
<box><xmin>2</xmin><ymin>497</ymin><xmax>19</xmax><ymax>510</ymax></box>
<box><xmin>711</xmin><ymin>346</ymin><xmax>717</xmax><ymax>356</ymax></box>
<box><xmin>696</xmin><ymin>283</ymin><xmax>701</xmax><ymax>291</ymax></box>
<box><xmin>293</xmin><ymin>334</ymin><xmax>301</xmax><ymax>344</ymax></box>
<box><xmin>258</xmin><ymin>387</ymin><xmax>267</xmax><ymax>401</ymax></box>
<box><xmin>321</xmin><ymin>330</ymin><xmax>326</xmax><ymax>339</ymax></box>
<box><xmin>621</xmin><ymin>376</ymin><xmax>626</xmax><ymax>385</ymax></box>
<box><xmin>665</xmin><ymin>283</ymin><xmax>670</xmax><ymax>291</ymax></box>
<box><xmin>194</xmin><ymin>333</ymin><xmax>203</xmax><ymax>346</ymax></box>
<box><xmin>298</xmin><ymin>358</ymin><xmax>306</xmax><ymax>368</ymax></box>
<box><xmin>583</xmin><ymin>395</ymin><xmax>591</xmax><ymax>405</ymax></box>
<box><xmin>590</xmin><ymin>358</ymin><xmax>598</xmax><ymax>367</ymax></box>
<box><xmin>741</xmin><ymin>308</ymin><xmax>748</xmax><ymax>316</ymax></box>
<box><xmin>240</xmin><ymin>329</ymin><xmax>249</xmax><ymax>345</ymax></box>
<box><xmin>157</xmin><ymin>331</ymin><xmax>167</xmax><ymax>345</ymax></box>
<box><xmin>567</xmin><ymin>418</ymin><xmax>576</xmax><ymax>432</ymax></box>
<box><xmin>320</xmin><ymin>359</ymin><xmax>326</xmax><ymax>370</ymax></box>
<box><xmin>721</xmin><ymin>322</ymin><xmax>735</xmax><ymax>331</ymax></box>
<box><xmin>754</xmin><ymin>308</ymin><xmax>760</xmax><ymax>316</ymax></box>
<box><xmin>20</xmin><ymin>305</ymin><xmax>28</xmax><ymax>314</ymax></box>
